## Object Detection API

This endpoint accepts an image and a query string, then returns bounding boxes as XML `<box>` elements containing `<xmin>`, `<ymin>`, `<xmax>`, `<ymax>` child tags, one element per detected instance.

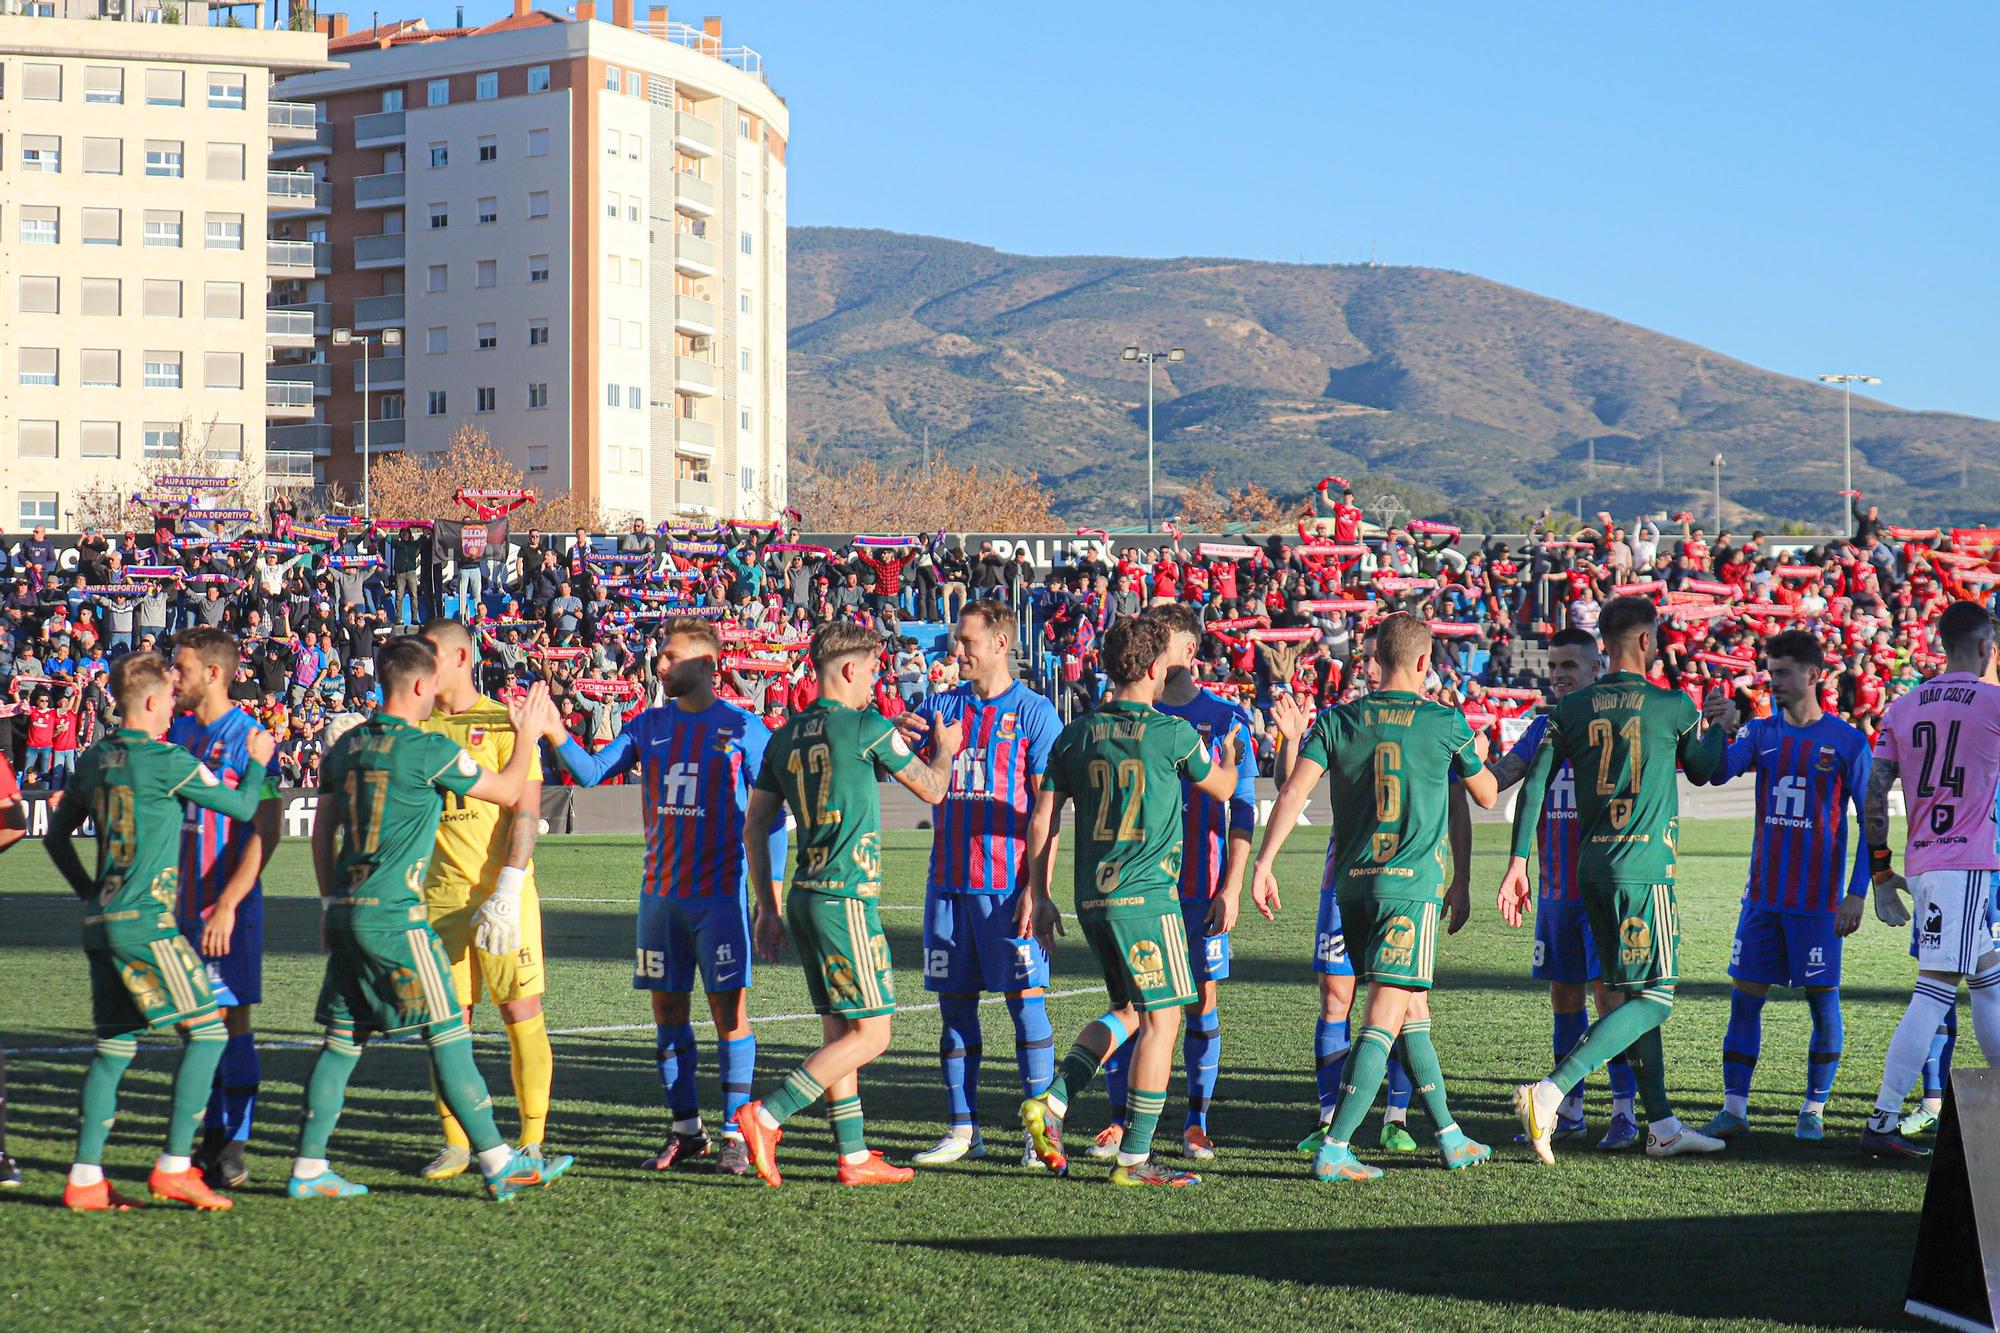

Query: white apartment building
<box><xmin>272</xmin><ymin>3</ymin><xmax>788</xmax><ymax>524</ymax></box>
<box><xmin>0</xmin><ymin>5</ymin><xmax>330</xmax><ymax>529</ymax></box>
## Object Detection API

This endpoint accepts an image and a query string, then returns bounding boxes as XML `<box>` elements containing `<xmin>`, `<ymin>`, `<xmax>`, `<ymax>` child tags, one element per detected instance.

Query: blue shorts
<box><xmin>1314</xmin><ymin>890</ymin><xmax>1355</xmax><ymax>978</ymax></box>
<box><xmin>635</xmin><ymin>893</ymin><xmax>752</xmax><ymax>994</ymax></box>
<box><xmin>921</xmin><ymin>889</ymin><xmax>1049</xmax><ymax>994</ymax></box>
<box><xmin>1731</xmin><ymin>903</ymin><xmax>1842</xmax><ymax>988</ymax></box>
<box><xmin>1532</xmin><ymin>898</ymin><xmax>1600</xmax><ymax>985</ymax></box>
<box><xmin>175</xmin><ymin>906</ymin><xmax>264</xmax><ymax>1008</ymax></box>
<box><xmin>1182</xmin><ymin>899</ymin><xmax>1231</xmax><ymax>985</ymax></box>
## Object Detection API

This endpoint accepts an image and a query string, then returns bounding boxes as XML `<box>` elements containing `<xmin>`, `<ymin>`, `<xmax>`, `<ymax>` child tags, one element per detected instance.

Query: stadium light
<box><xmin>1817</xmin><ymin>373</ymin><xmax>1881</xmax><ymax>533</ymax></box>
<box><xmin>336</xmin><ymin>327</ymin><xmax>404</xmax><ymax>521</ymax></box>
<box><xmin>1122</xmin><ymin>346</ymin><xmax>1140</xmax><ymax>361</ymax></box>
<box><xmin>1120</xmin><ymin>346</ymin><xmax>1188</xmax><ymax>531</ymax></box>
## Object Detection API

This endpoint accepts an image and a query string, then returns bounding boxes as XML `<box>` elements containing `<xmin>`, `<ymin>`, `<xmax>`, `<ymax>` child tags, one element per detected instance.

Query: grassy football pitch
<box><xmin>0</xmin><ymin>823</ymin><xmax>1941</xmax><ymax>1332</ymax></box>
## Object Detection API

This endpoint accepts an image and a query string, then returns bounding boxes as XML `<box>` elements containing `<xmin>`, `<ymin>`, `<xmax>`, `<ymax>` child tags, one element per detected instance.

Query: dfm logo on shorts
<box><xmin>1768</xmin><ymin>775</ymin><xmax>1812</xmax><ymax>825</ymax></box>
<box><xmin>1620</xmin><ymin>917</ymin><xmax>1653</xmax><ymax>967</ymax></box>
<box><xmin>657</xmin><ymin>761</ymin><xmax>704</xmax><ymax>814</ymax></box>
<box><xmin>1378</xmin><ymin>915</ymin><xmax>1416</xmax><ymax>968</ymax></box>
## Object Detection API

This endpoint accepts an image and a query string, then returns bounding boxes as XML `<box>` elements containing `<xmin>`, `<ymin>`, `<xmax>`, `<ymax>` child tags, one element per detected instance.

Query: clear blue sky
<box><xmin>391</xmin><ymin>0</ymin><xmax>1998</xmax><ymax>419</ymax></box>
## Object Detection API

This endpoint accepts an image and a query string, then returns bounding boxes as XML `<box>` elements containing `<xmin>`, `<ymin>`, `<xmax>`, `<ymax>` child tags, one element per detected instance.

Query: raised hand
<box><xmin>931</xmin><ymin>713</ymin><xmax>964</xmax><ymax>759</ymax></box>
<box><xmin>246</xmin><ymin>728</ymin><xmax>277</xmax><ymax>766</ymax></box>
<box><xmin>1270</xmin><ymin>692</ymin><xmax>1310</xmax><ymax>746</ymax></box>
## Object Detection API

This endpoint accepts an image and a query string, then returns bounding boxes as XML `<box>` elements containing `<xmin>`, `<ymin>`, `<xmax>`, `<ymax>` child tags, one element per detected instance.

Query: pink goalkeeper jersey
<box><xmin>1874</xmin><ymin>672</ymin><xmax>2000</xmax><ymax>874</ymax></box>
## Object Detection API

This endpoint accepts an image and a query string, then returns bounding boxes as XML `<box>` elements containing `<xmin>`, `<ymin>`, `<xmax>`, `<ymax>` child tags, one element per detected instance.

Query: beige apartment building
<box><xmin>271</xmin><ymin>3</ymin><xmax>789</xmax><ymax>524</ymax></box>
<box><xmin>0</xmin><ymin>4</ymin><xmax>330</xmax><ymax>530</ymax></box>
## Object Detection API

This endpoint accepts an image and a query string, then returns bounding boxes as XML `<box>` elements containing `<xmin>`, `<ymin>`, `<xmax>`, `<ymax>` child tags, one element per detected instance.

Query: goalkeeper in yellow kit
<box><xmin>414</xmin><ymin>619</ymin><xmax>555</xmax><ymax>1176</ymax></box>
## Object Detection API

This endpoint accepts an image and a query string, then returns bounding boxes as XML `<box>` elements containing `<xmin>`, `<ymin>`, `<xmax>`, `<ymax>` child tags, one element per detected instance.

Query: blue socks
<box><xmin>1384</xmin><ymin>1042</ymin><xmax>1413</xmax><ymax>1115</ymax></box>
<box><xmin>1314</xmin><ymin>1018</ymin><xmax>1351</xmax><ymax>1122</ymax></box>
<box><xmin>1723</xmin><ymin>989</ymin><xmax>1765</xmax><ymax>1110</ymax></box>
<box><xmin>938</xmin><ymin>993</ymin><xmax>983</xmax><ymax>1130</ymax></box>
<box><xmin>1923</xmin><ymin>1003</ymin><xmax>1958</xmax><ymax>1099</ymax></box>
<box><xmin>1006</xmin><ymin>994</ymin><xmax>1055</xmax><ymax>1097</ymax></box>
<box><xmin>203</xmin><ymin>1030</ymin><xmax>261</xmax><ymax>1143</ymax></box>
<box><xmin>1607</xmin><ymin>1050</ymin><xmax>1638</xmax><ymax>1105</ymax></box>
<box><xmin>1184</xmin><ymin>1008</ymin><xmax>1220</xmax><ymax>1132</ymax></box>
<box><xmin>718</xmin><ymin>1033</ymin><xmax>756</xmax><ymax>1135</ymax></box>
<box><xmin>1102</xmin><ymin>1043</ymin><xmax>1129</xmax><ymax>1125</ymax></box>
<box><xmin>655</xmin><ymin>1023</ymin><xmax>699</xmax><ymax>1125</ymax></box>
<box><xmin>1553</xmin><ymin>1009</ymin><xmax>1588</xmax><ymax>1065</ymax></box>
<box><xmin>1805</xmin><ymin>989</ymin><xmax>1843</xmax><ymax>1106</ymax></box>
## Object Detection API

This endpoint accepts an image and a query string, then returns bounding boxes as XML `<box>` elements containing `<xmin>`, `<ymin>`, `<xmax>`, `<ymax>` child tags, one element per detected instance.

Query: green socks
<box><xmin>1626</xmin><ymin>1026</ymin><xmax>1673</xmax><ymax>1124</ymax></box>
<box><xmin>1121</xmin><ymin>1086</ymin><xmax>1167</xmax><ymax>1162</ymax></box>
<box><xmin>426</xmin><ymin>1025</ymin><xmax>504</xmax><ymax>1153</ymax></box>
<box><xmin>296</xmin><ymin>1031</ymin><xmax>363</xmax><ymax>1161</ymax></box>
<box><xmin>1327</xmin><ymin>1025</ymin><xmax>1395</xmax><ymax>1146</ymax></box>
<box><xmin>764</xmin><ymin>1067</ymin><xmax>826</xmax><ymax>1124</ymax></box>
<box><xmin>76</xmin><ymin>1036</ymin><xmax>138</xmax><ymax>1166</ymax></box>
<box><xmin>1046</xmin><ymin>1041</ymin><xmax>1105</xmax><ymax>1114</ymax></box>
<box><xmin>168</xmin><ymin>1020</ymin><xmax>229</xmax><ymax>1155</ymax></box>
<box><xmin>827</xmin><ymin>1095</ymin><xmax>866</xmax><ymax>1157</ymax></box>
<box><xmin>1553</xmin><ymin>987</ymin><xmax>1674</xmax><ymax>1110</ymax></box>
<box><xmin>1398</xmin><ymin>1020</ymin><xmax>1457</xmax><ymax>1133</ymax></box>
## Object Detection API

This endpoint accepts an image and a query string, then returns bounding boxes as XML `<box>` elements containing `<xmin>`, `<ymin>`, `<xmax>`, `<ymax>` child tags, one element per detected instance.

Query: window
<box><xmin>527</xmin><ymin>65</ymin><xmax>550</xmax><ymax>93</ymax></box>
<box><xmin>17</xmin><ymin>423</ymin><xmax>58</xmax><ymax>460</ymax></box>
<box><xmin>606</xmin><ymin>445</ymin><xmax>623</xmax><ymax>472</ymax></box>
<box><xmin>24</xmin><ymin>63</ymin><xmax>61</xmax><ymax>101</ymax></box>
<box><xmin>19</xmin><ymin>493</ymin><xmax>60</xmax><ymax>526</ymax></box>
<box><xmin>477</xmin><ymin>322</ymin><xmax>497</xmax><ymax>349</ymax></box>
<box><xmin>145</xmin><ymin>140</ymin><xmax>183</xmax><ymax>177</ymax></box>
<box><xmin>527</xmin><ymin>128</ymin><xmax>549</xmax><ymax>157</ymax></box>
<box><xmin>629</xmin><ymin>258</ymin><xmax>642</xmax><ymax>285</ymax></box>
<box><xmin>18</xmin><ymin>348</ymin><xmax>58</xmax><ymax>387</ymax></box>
<box><xmin>427</xmin><ymin>78</ymin><xmax>450</xmax><ymax>107</ymax></box>
<box><xmin>204</xmin><ymin>352</ymin><xmax>242</xmax><ymax>389</ymax></box>
<box><xmin>621</xmin><ymin>70</ymin><xmax>638</xmax><ymax>97</ymax></box>
<box><xmin>606</xmin><ymin>191</ymin><xmax>619</xmax><ymax>219</ymax></box>
<box><xmin>528</xmin><ymin>254</ymin><xmax>549</xmax><ymax>283</ymax></box>
<box><xmin>380</xmin><ymin>394</ymin><xmax>404</xmax><ymax>420</ymax></box>
<box><xmin>84</xmin><ymin>66</ymin><xmax>122</xmax><ymax>104</ymax></box>
<box><xmin>143</xmin><ymin>422</ymin><xmax>181</xmax><ymax>459</ymax></box>
<box><xmin>740</xmin><ymin>408</ymin><xmax>753</xmax><ymax>430</ymax></box>
<box><xmin>605</xmin><ymin>66</ymin><xmax>621</xmax><ymax>92</ymax></box>
<box><xmin>208</xmin><ymin>72</ymin><xmax>246</xmax><ymax>110</ymax></box>
<box><xmin>628</xmin><ymin>320</ymin><xmax>641</xmax><ymax>347</ymax></box>
<box><xmin>528</xmin><ymin>191</ymin><xmax>550</xmax><ymax>218</ymax></box>
<box><xmin>627</xmin><ymin>200</ymin><xmax>639</xmax><ymax>222</ymax></box>
<box><xmin>740</xmin><ymin>291</ymin><xmax>752</xmax><ymax>314</ymax></box>
<box><xmin>426</xmin><ymin>326</ymin><xmax>447</xmax><ymax>354</ymax></box>
<box><xmin>630</xmin><ymin>449</ymin><xmax>643</xmax><ymax>475</ymax></box>
<box><xmin>145</xmin><ymin>211</ymin><xmax>182</xmax><ymax>248</ymax></box>
<box><xmin>207</xmin><ymin>423</ymin><xmax>243</xmax><ymax>461</ymax></box>
<box><xmin>629</xmin><ymin>386</ymin><xmax>643</xmax><ymax>410</ymax></box>
<box><xmin>740</xmin><ymin>230</ymin><xmax>753</xmax><ymax>254</ymax></box>
<box><xmin>19</xmin><ymin>276</ymin><xmax>60</xmax><ymax>315</ymax></box>
<box><xmin>427</xmin><ymin>264</ymin><xmax>448</xmax><ymax>293</ymax></box>
<box><xmin>144</xmin><ymin>352</ymin><xmax>182</xmax><ymax>388</ymax></box>
<box><xmin>81</xmin><ymin>350</ymin><xmax>120</xmax><ymax>387</ymax></box>
<box><xmin>476</xmin><ymin>260</ymin><xmax>496</xmax><ymax>288</ymax></box>
<box><xmin>606</xmin><ymin>256</ymin><xmax>622</xmax><ymax>284</ymax></box>
<box><xmin>81</xmin><ymin>422</ymin><xmax>120</xmax><ymax>459</ymax></box>
<box><xmin>83</xmin><ymin>137</ymin><xmax>121</xmax><ymax>175</ymax></box>
<box><xmin>426</xmin><ymin>390</ymin><xmax>448</xmax><ymax>416</ymax></box>
<box><xmin>144</xmin><ymin>280</ymin><xmax>182</xmax><ymax>318</ymax></box>
<box><xmin>428</xmin><ymin>202</ymin><xmax>449</xmax><ymax>229</ymax></box>
<box><xmin>741</xmin><ymin>348</ymin><xmax>753</xmax><ymax>372</ymax></box>
<box><xmin>22</xmin><ymin>134</ymin><xmax>60</xmax><ymax>172</ymax></box>
<box><xmin>429</xmin><ymin>142</ymin><xmax>448</xmax><ymax>168</ymax></box>
<box><xmin>606</xmin><ymin>129</ymin><xmax>621</xmax><ymax>157</ymax></box>
<box><xmin>382</xmin><ymin>87</ymin><xmax>405</xmax><ymax>112</ymax></box>
<box><xmin>606</xmin><ymin>383</ymin><xmax>619</xmax><ymax>408</ymax></box>
<box><xmin>740</xmin><ymin>116</ymin><xmax>751</xmax><ymax>138</ymax></box>
<box><xmin>473</xmin><ymin>134</ymin><xmax>497</xmax><ymax>164</ymax></box>
<box><xmin>205</xmin><ymin>142</ymin><xmax>246</xmax><ymax>181</ymax></box>
<box><xmin>19</xmin><ymin>207</ymin><xmax>59</xmax><ymax>245</ymax></box>
<box><xmin>605</xmin><ymin>317</ymin><xmax>621</xmax><ymax>346</ymax></box>
<box><xmin>528</xmin><ymin>382</ymin><xmax>548</xmax><ymax>408</ymax></box>
<box><xmin>528</xmin><ymin>320</ymin><xmax>549</xmax><ymax>346</ymax></box>
<box><xmin>628</xmin><ymin>134</ymin><xmax>641</xmax><ymax>161</ymax></box>
<box><xmin>203</xmin><ymin>281</ymin><xmax>243</xmax><ymax>320</ymax></box>
<box><xmin>145</xmin><ymin>69</ymin><xmax>184</xmax><ymax>107</ymax></box>
<box><xmin>81</xmin><ymin>278</ymin><xmax>120</xmax><ymax>317</ymax></box>
<box><xmin>528</xmin><ymin>445</ymin><xmax>549</xmax><ymax>471</ymax></box>
<box><xmin>477</xmin><ymin>197</ymin><xmax>497</xmax><ymax>224</ymax></box>
<box><xmin>204</xmin><ymin>213</ymin><xmax>244</xmax><ymax>250</ymax></box>
<box><xmin>475</xmin><ymin>72</ymin><xmax>498</xmax><ymax>101</ymax></box>
<box><xmin>476</xmin><ymin>387</ymin><xmax>496</xmax><ymax>412</ymax></box>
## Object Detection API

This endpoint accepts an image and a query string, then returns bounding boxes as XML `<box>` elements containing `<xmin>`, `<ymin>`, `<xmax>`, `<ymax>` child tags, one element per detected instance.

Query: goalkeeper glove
<box><xmin>1871</xmin><ymin>869</ymin><xmax>1911</xmax><ymax>928</ymax></box>
<box><xmin>474</xmin><ymin>865</ymin><xmax>527</xmax><ymax>955</ymax></box>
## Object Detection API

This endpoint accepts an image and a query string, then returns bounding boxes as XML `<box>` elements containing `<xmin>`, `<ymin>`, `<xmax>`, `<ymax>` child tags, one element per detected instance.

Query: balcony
<box><xmin>353</xmin><ymin>294</ymin><xmax>404</xmax><ymax>330</ymax></box>
<box><xmin>271</xmin><ymin>122</ymin><xmax>334</xmax><ymax>160</ymax></box>
<box><xmin>265</xmin><ymin>239</ymin><xmax>330</xmax><ymax>278</ymax></box>
<box><xmin>353</xmin><ymin>232</ymin><xmax>405</xmax><ymax>269</ymax></box>
<box><xmin>268</xmin><ymin>422</ymin><xmax>332</xmax><ymax>455</ymax></box>
<box><xmin>354</xmin><ymin>418</ymin><xmax>406</xmax><ymax>450</ymax></box>
<box><xmin>675</xmin><ymin>479</ymin><xmax>713</xmax><ymax>510</ymax></box>
<box><xmin>353</xmin><ymin>109</ymin><xmax>406</xmax><ymax>147</ymax></box>
<box><xmin>672</xmin><ymin>172</ymin><xmax>715</xmax><ymax>217</ymax></box>
<box><xmin>268</xmin><ymin>174</ymin><xmax>331</xmax><ymax>218</ymax></box>
<box><xmin>353</xmin><ymin>172</ymin><xmax>406</xmax><ymax>209</ymax></box>
<box><xmin>674</xmin><ymin>295</ymin><xmax>716</xmax><ymax>337</ymax></box>
<box><xmin>674</xmin><ymin>234</ymin><xmax>716</xmax><ymax>276</ymax></box>
<box><xmin>265</xmin><ymin>449</ymin><xmax>317</xmax><ymax>486</ymax></box>
<box><xmin>266</xmin><ymin>307</ymin><xmax>317</xmax><ymax>348</ymax></box>
<box><xmin>268</xmin><ymin>362</ymin><xmax>332</xmax><ymax>397</ymax></box>
<box><xmin>269</xmin><ymin>100</ymin><xmax>318</xmax><ymax>136</ymax></box>
<box><xmin>673</xmin><ymin>110</ymin><xmax>716</xmax><ymax>158</ymax></box>
<box><xmin>675</xmin><ymin>416</ymin><xmax>716</xmax><ymax>452</ymax></box>
<box><xmin>266</xmin><ymin>380</ymin><xmax>315</xmax><ymax>416</ymax></box>
<box><xmin>674</xmin><ymin>356</ymin><xmax>717</xmax><ymax>396</ymax></box>
<box><xmin>353</xmin><ymin>356</ymin><xmax>404</xmax><ymax>391</ymax></box>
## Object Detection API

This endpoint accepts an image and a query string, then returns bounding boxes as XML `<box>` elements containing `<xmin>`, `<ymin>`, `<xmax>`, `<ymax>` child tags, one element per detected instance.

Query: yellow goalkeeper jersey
<box><xmin>420</xmin><ymin>694</ymin><xmax>541</xmax><ymax>910</ymax></box>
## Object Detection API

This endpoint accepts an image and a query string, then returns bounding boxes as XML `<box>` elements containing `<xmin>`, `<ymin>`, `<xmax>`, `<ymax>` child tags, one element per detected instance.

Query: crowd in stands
<box><xmin>0</xmin><ymin>482</ymin><xmax>1988</xmax><ymax>791</ymax></box>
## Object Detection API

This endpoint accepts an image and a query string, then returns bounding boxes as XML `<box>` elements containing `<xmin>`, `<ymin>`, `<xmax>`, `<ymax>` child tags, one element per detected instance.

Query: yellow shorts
<box><xmin>429</xmin><ymin>885</ymin><xmax>546</xmax><ymax>1008</ymax></box>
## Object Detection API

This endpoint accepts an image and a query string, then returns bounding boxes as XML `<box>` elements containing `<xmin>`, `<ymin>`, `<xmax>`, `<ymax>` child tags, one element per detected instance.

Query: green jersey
<box><xmin>1046</xmin><ymin>700</ymin><xmax>1214</xmax><ymax>922</ymax></box>
<box><xmin>321</xmin><ymin>711</ymin><xmax>482</xmax><ymax>930</ymax></box>
<box><xmin>1508</xmin><ymin>670</ymin><xmax>1725</xmax><ymax>885</ymax></box>
<box><xmin>755</xmin><ymin>699</ymin><xmax>914</xmax><ymax>898</ymax></box>
<box><xmin>1301</xmin><ymin>691</ymin><xmax>1484</xmax><ymax>904</ymax></box>
<box><xmin>54</xmin><ymin>728</ymin><xmax>269</xmax><ymax>948</ymax></box>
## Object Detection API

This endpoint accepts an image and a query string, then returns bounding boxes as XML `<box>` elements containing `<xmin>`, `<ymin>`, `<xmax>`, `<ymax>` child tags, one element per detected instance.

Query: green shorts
<box><xmin>315</xmin><ymin>924</ymin><xmax>461</xmax><ymax>1038</ymax></box>
<box><xmin>789</xmin><ymin>889</ymin><xmax>895</xmax><ymax>1019</ymax></box>
<box><xmin>1081</xmin><ymin>910</ymin><xmax>1196</xmax><ymax>1013</ymax></box>
<box><xmin>88</xmin><ymin>935</ymin><xmax>219</xmax><ymax>1037</ymax></box>
<box><xmin>1341</xmin><ymin>896</ymin><xmax>1440</xmax><ymax>989</ymax></box>
<box><xmin>1582</xmin><ymin>881</ymin><xmax>1680</xmax><ymax>989</ymax></box>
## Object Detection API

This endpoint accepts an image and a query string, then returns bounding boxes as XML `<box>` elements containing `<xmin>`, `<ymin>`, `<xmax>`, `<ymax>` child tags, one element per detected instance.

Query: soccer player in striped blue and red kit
<box><xmin>542</xmin><ymin>617</ymin><xmax>787</xmax><ymax>1176</ymax></box>
<box><xmin>1697</xmin><ymin>629</ymin><xmax>1872</xmax><ymax>1142</ymax></box>
<box><xmin>905</xmin><ymin>600</ymin><xmax>1065</xmax><ymax>1167</ymax></box>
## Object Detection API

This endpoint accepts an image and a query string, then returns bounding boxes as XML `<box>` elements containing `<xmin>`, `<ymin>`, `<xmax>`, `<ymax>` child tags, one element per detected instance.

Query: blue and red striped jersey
<box><xmin>916</xmin><ymin>681</ymin><xmax>1062</xmax><ymax>894</ymax></box>
<box><xmin>1508</xmin><ymin>714</ymin><xmax>1581</xmax><ymax>903</ymax></box>
<box><xmin>1712</xmin><ymin>713</ymin><xmax>1871</xmax><ymax>914</ymax></box>
<box><xmin>168</xmin><ymin>707</ymin><xmax>277</xmax><ymax>918</ymax></box>
<box><xmin>1159</xmin><ymin>688</ymin><xmax>1257</xmax><ymax>902</ymax></box>
<box><xmin>556</xmin><ymin>699</ymin><xmax>778</xmax><ymax>898</ymax></box>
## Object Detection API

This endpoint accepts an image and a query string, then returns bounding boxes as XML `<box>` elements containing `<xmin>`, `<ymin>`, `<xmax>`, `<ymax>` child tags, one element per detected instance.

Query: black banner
<box><xmin>434</xmin><ymin>517</ymin><xmax>510</xmax><ymax>564</ymax></box>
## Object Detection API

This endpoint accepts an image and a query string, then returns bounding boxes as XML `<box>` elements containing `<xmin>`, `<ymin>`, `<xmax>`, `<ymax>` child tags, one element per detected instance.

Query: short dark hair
<box><xmin>1938</xmin><ymin>600</ymin><xmax>1996</xmax><ymax>657</ymax></box>
<box><xmin>1764</xmin><ymin>630</ymin><xmax>1825</xmax><ymax>672</ymax></box>
<box><xmin>1597</xmin><ymin>595</ymin><xmax>1657</xmax><ymax>645</ymax></box>
<box><xmin>377</xmin><ymin>636</ymin><xmax>439</xmax><ymax>696</ymax></box>
<box><xmin>1142</xmin><ymin>602</ymin><xmax>1203</xmax><ymax>639</ymax></box>
<box><xmin>1548</xmin><ymin>626</ymin><xmax>1598</xmax><ymax>654</ymax></box>
<box><xmin>110</xmin><ymin>652</ymin><xmax>171</xmax><ymax>707</ymax></box>
<box><xmin>1374</xmin><ymin>613</ymin><xmax>1433</xmax><ymax>674</ymax></box>
<box><xmin>175</xmin><ymin>627</ymin><xmax>240</xmax><ymax>674</ymax></box>
<box><xmin>1103</xmin><ymin>616</ymin><xmax>1170</xmax><ymax>686</ymax></box>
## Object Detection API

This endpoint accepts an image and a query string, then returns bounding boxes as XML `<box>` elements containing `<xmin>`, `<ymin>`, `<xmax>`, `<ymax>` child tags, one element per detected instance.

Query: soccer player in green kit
<box><xmin>287</xmin><ymin>637</ymin><xmax>571</xmax><ymax>1202</ymax></box>
<box><xmin>45</xmin><ymin>651</ymin><xmax>276</xmax><ymax>1212</ymax></box>
<box><xmin>1253</xmin><ymin>613</ymin><xmax>1499</xmax><ymax>1182</ymax></box>
<box><xmin>736</xmin><ymin>622</ymin><xmax>961</xmax><ymax>1188</ymax></box>
<box><xmin>1502</xmin><ymin>595</ymin><xmax>1735</xmax><ymax>1163</ymax></box>
<box><xmin>1017</xmin><ymin>616</ymin><xmax>1244</xmax><ymax>1187</ymax></box>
